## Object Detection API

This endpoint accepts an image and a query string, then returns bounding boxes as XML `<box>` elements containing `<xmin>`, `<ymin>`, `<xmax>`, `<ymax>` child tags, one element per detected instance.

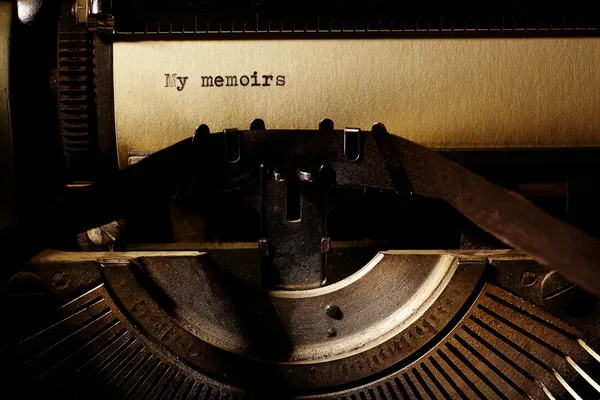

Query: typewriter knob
<box><xmin>16</xmin><ymin>0</ymin><xmax>43</xmax><ymax>25</ymax></box>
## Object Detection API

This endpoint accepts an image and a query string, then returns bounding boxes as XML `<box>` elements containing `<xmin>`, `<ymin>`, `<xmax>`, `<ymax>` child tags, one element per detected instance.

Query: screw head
<box><xmin>521</xmin><ymin>272</ymin><xmax>537</xmax><ymax>287</ymax></box>
<box><xmin>325</xmin><ymin>304</ymin><xmax>343</xmax><ymax>320</ymax></box>
<box><xmin>52</xmin><ymin>272</ymin><xmax>68</xmax><ymax>289</ymax></box>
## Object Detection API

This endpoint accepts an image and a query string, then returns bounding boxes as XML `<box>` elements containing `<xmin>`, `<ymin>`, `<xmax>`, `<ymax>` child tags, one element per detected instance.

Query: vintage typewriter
<box><xmin>2</xmin><ymin>1</ymin><xmax>600</xmax><ymax>399</ymax></box>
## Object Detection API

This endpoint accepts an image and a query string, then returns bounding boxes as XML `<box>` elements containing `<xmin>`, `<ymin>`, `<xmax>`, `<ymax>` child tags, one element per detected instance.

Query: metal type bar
<box><xmin>3</xmin><ymin>128</ymin><xmax>600</xmax><ymax>296</ymax></box>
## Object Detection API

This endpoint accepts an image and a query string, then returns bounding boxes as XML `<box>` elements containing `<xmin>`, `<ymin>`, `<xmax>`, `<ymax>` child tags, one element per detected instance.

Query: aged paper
<box><xmin>114</xmin><ymin>38</ymin><xmax>600</xmax><ymax>167</ymax></box>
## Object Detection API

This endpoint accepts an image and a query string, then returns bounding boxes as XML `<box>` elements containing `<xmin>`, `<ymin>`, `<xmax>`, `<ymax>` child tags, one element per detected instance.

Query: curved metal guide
<box><xmin>2</xmin><ymin>253</ymin><xmax>600</xmax><ymax>398</ymax></box>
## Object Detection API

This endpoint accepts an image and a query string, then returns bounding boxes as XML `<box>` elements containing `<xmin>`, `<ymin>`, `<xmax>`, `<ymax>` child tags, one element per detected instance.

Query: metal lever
<box><xmin>372</xmin><ymin>122</ymin><xmax>600</xmax><ymax>296</ymax></box>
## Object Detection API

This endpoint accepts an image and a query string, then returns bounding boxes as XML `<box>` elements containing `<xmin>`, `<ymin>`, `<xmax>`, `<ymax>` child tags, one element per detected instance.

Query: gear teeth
<box><xmin>57</xmin><ymin>6</ymin><xmax>97</xmax><ymax>181</ymax></box>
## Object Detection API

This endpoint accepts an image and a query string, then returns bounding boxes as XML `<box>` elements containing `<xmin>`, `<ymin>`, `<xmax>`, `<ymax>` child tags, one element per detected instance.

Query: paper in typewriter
<box><xmin>114</xmin><ymin>38</ymin><xmax>600</xmax><ymax>167</ymax></box>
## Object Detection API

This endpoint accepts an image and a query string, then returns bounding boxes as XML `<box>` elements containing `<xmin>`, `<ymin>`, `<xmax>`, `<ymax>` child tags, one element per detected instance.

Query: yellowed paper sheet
<box><xmin>114</xmin><ymin>38</ymin><xmax>600</xmax><ymax>167</ymax></box>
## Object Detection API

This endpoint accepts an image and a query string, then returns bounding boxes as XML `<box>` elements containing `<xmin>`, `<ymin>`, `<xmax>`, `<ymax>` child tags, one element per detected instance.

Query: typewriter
<box><xmin>2</xmin><ymin>1</ymin><xmax>600</xmax><ymax>399</ymax></box>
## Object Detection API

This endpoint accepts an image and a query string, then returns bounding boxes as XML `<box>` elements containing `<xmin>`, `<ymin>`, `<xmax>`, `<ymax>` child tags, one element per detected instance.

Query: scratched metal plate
<box><xmin>2</xmin><ymin>251</ymin><xmax>599</xmax><ymax>398</ymax></box>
